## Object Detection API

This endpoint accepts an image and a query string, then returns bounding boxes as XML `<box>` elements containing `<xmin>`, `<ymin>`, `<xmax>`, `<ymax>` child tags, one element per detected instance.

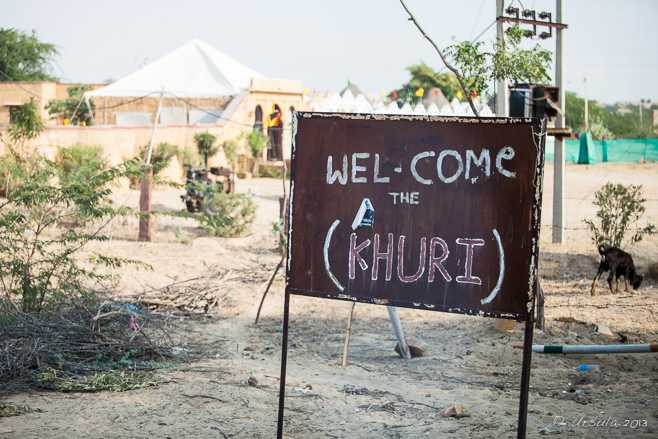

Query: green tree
<box><xmin>194</xmin><ymin>131</ymin><xmax>219</xmax><ymax>169</ymax></box>
<box><xmin>565</xmin><ymin>92</ymin><xmax>586</xmax><ymax>133</ymax></box>
<box><xmin>446</xmin><ymin>24</ymin><xmax>552</xmax><ymax>98</ymax></box>
<box><xmin>400</xmin><ymin>1</ymin><xmax>552</xmax><ymax>116</ymax></box>
<box><xmin>393</xmin><ymin>63</ymin><xmax>462</xmax><ymax>102</ymax></box>
<box><xmin>0</xmin><ymin>28</ymin><xmax>59</xmax><ymax>81</ymax></box>
<box><xmin>45</xmin><ymin>84</ymin><xmax>95</xmax><ymax>126</ymax></box>
<box><xmin>565</xmin><ymin>92</ymin><xmax>643</xmax><ymax>139</ymax></box>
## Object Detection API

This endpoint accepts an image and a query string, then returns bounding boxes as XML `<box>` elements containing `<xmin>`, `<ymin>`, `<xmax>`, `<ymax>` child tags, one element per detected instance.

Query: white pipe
<box><xmin>387</xmin><ymin>306</ymin><xmax>411</xmax><ymax>359</ymax></box>
<box><xmin>514</xmin><ymin>344</ymin><xmax>658</xmax><ymax>354</ymax></box>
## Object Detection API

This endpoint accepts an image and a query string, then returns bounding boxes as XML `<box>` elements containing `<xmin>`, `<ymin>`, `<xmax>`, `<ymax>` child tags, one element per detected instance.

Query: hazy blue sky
<box><xmin>3</xmin><ymin>0</ymin><xmax>657</xmax><ymax>104</ymax></box>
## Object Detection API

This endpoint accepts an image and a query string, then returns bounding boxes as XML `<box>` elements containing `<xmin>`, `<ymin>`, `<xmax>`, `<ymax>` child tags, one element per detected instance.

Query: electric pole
<box><xmin>553</xmin><ymin>0</ymin><xmax>566</xmax><ymax>244</ymax></box>
<box><xmin>584</xmin><ymin>77</ymin><xmax>589</xmax><ymax>132</ymax></box>
<box><xmin>495</xmin><ymin>0</ymin><xmax>509</xmax><ymax>117</ymax></box>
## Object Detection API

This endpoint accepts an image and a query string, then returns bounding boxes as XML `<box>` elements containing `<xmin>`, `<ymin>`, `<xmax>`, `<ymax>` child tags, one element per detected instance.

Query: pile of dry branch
<box><xmin>0</xmin><ymin>300</ymin><xmax>179</xmax><ymax>396</ymax></box>
<box><xmin>131</xmin><ymin>267</ymin><xmax>269</xmax><ymax>314</ymax></box>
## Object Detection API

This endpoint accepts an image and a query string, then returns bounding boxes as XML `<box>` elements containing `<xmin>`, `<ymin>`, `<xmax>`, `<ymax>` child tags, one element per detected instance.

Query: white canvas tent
<box><xmin>82</xmin><ymin>39</ymin><xmax>265</xmax><ymax>240</ymax></box>
<box><xmin>83</xmin><ymin>38</ymin><xmax>264</xmax><ymax>159</ymax></box>
<box><xmin>84</xmin><ymin>38</ymin><xmax>263</xmax><ymax>101</ymax></box>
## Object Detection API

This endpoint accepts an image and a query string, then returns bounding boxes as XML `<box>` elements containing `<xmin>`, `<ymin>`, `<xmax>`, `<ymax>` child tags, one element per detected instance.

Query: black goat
<box><xmin>591</xmin><ymin>245</ymin><xmax>643</xmax><ymax>295</ymax></box>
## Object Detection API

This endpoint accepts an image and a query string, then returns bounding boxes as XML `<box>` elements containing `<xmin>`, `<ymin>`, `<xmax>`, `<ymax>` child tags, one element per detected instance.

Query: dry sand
<box><xmin>1</xmin><ymin>162</ymin><xmax>657</xmax><ymax>438</ymax></box>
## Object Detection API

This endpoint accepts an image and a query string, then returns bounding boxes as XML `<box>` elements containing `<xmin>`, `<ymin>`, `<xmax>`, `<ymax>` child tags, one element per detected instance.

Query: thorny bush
<box><xmin>583</xmin><ymin>182</ymin><xmax>655</xmax><ymax>249</ymax></box>
<box><xmin>0</xmin><ymin>152</ymin><xmax>148</xmax><ymax>313</ymax></box>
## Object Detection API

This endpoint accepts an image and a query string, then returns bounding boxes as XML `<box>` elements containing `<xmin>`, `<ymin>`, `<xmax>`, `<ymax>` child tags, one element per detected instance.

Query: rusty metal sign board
<box><xmin>286</xmin><ymin>113</ymin><xmax>545</xmax><ymax>320</ymax></box>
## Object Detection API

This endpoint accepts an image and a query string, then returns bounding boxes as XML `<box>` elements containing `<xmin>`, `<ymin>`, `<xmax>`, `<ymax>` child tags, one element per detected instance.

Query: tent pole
<box><xmin>84</xmin><ymin>96</ymin><xmax>95</xmax><ymax>125</ymax></box>
<box><xmin>146</xmin><ymin>89</ymin><xmax>165</xmax><ymax>165</ymax></box>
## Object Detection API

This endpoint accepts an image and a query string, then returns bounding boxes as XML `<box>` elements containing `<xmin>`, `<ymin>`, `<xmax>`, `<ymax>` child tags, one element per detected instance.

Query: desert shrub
<box><xmin>271</xmin><ymin>219</ymin><xmax>287</xmax><ymax>253</ymax></box>
<box><xmin>0</xmin><ymin>153</ymin><xmax>147</xmax><ymax>313</ymax></box>
<box><xmin>45</xmin><ymin>84</ymin><xmax>94</xmax><ymax>126</ymax></box>
<box><xmin>0</xmin><ymin>154</ymin><xmax>44</xmax><ymax>197</ymax></box>
<box><xmin>125</xmin><ymin>142</ymin><xmax>179</xmax><ymax>188</ymax></box>
<box><xmin>257</xmin><ymin>163</ymin><xmax>289</xmax><ymax>179</ymax></box>
<box><xmin>222</xmin><ymin>138</ymin><xmax>238</xmax><ymax>169</ymax></box>
<box><xmin>200</xmin><ymin>190</ymin><xmax>256</xmax><ymax>237</ymax></box>
<box><xmin>177</xmin><ymin>146</ymin><xmax>197</xmax><ymax>167</ymax></box>
<box><xmin>247</xmin><ymin>129</ymin><xmax>269</xmax><ymax>176</ymax></box>
<box><xmin>139</xmin><ymin>142</ymin><xmax>179</xmax><ymax>176</ymax></box>
<box><xmin>583</xmin><ymin>182</ymin><xmax>655</xmax><ymax>248</ymax></box>
<box><xmin>194</xmin><ymin>131</ymin><xmax>219</xmax><ymax>168</ymax></box>
<box><xmin>55</xmin><ymin>143</ymin><xmax>107</xmax><ymax>181</ymax></box>
<box><xmin>5</xmin><ymin>98</ymin><xmax>46</xmax><ymax>155</ymax></box>
<box><xmin>37</xmin><ymin>368</ymin><xmax>167</xmax><ymax>392</ymax></box>
<box><xmin>0</xmin><ymin>99</ymin><xmax>46</xmax><ymax>196</ymax></box>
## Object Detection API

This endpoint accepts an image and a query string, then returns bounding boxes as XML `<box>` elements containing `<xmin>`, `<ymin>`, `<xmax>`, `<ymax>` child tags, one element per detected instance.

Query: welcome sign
<box><xmin>286</xmin><ymin>113</ymin><xmax>545</xmax><ymax>320</ymax></box>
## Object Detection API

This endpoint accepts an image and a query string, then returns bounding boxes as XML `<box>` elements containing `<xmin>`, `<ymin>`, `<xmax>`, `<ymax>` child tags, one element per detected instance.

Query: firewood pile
<box><xmin>131</xmin><ymin>267</ymin><xmax>271</xmax><ymax>314</ymax></box>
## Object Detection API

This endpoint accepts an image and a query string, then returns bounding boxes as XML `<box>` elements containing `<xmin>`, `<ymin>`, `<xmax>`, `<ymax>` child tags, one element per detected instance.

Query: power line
<box><xmin>0</xmin><ymin>69</ymin><xmax>48</xmax><ymax>100</ymax></box>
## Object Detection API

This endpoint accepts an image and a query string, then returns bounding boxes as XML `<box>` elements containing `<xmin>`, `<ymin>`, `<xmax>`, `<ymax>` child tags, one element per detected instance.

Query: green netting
<box><xmin>545</xmin><ymin>137</ymin><xmax>658</xmax><ymax>163</ymax></box>
<box><xmin>577</xmin><ymin>132</ymin><xmax>596</xmax><ymax>164</ymax></box>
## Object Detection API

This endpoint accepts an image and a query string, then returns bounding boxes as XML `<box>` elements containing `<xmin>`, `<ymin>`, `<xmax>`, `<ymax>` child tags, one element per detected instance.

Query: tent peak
<box><xmin>84</xmin><ymin>39</ymin><xmax>264</xmax><ymax>99</ymax></box>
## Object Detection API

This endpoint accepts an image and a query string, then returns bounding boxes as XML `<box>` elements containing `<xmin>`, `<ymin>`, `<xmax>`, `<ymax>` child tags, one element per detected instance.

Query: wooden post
<box><xmin>138</xmin><ymin>89</ymin><xmax>164</xmax><ymax>243</ymax></box>
<box><xmin>138</xmin><ymin>165</ymin><xmax>152</xmax><ymax>242</ymax></box>
<box><xmin>341</xmin><ymin>302</ymin><xmax>356</xmax><ymax>368</ymax></box>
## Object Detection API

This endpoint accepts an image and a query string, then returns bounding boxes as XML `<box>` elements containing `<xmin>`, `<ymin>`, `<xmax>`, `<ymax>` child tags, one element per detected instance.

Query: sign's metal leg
<box><xmin>276</xmin><ymin>291</ymin><xmax>291</xmax><ymax>439</ymax></box>
<box><xmin>517</xmin><ymin>296</ymin><xmax>536</xmax><ymax>438</ymax></box>
<box><xmin>387</xmin><ymin>306</ymin><xmax>411</xmax><ymax>359</ymax></box>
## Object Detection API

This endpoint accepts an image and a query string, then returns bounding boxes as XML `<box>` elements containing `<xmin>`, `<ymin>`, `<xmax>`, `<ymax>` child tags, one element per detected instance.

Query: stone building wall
<box><xmin>0</xmin><ymin>78</ymin><xmax>307</xmax><ymax>179</ymax></box>
<box><xmin>89</xmin><ymin>95</ymin><xmax>233</xmax><ymax>125</ymax></box>
<box><xmin>0</xmin><ymin>82</ymin><xmax>86</xmax><ymax>126</ymax></box>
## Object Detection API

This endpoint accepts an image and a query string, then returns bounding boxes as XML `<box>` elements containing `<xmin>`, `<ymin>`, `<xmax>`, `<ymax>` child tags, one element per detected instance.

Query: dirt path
<box><xmin>1</xmin><ymin>163</ymin><xmax>657</xmax><ymax>438</ymax></box>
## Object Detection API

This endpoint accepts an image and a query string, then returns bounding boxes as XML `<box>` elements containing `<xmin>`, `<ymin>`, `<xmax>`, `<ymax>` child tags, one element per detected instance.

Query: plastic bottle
<box><xmin>574</xmin><ymin>365</ymin><xmax>600</xmax><ymax>372</ymax></box>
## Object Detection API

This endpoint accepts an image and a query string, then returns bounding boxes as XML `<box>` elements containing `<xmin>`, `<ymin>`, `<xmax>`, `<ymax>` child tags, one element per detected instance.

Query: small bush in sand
<box><xmin>200</xmin><ymin>190</ymin><xmax>256</xmax><ymax>238</ymax></box>
<box><xmin>583</xmin><ymin>182</ymin><xmax>655</xmax><ymax>248</ymax></box>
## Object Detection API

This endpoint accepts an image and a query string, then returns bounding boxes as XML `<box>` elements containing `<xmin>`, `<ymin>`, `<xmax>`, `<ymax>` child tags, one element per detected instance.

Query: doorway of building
<box><xmin>267</xmin><ymin>104</ymin><xmax>283</xmax><ymax>161</ymax></box>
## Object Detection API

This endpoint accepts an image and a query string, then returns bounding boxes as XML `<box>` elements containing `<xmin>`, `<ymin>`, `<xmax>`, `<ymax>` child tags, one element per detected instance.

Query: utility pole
<box><xmin>496</xmin><ymin>0</ymin><xmax>509</xmax><ymax>117</ymax></box>
<box><xmin>584</xmin><ymin>77</ymin><xmax>589</xmax><ymax>132</ymax></box>
<box><xmin>495</xmin><ymin>0</ymin><xmax>567</xmax><ymax>243</ymax></box>
<box><xmin>553</xmin><ymin>0</ymin><xmax>566</xmax><ymax>244</ymax></box>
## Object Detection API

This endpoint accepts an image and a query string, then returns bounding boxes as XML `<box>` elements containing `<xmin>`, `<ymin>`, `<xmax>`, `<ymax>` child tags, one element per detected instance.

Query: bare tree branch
<box><xmin>399</xmin><ymin>0</ymin><xmax>480</xmax><ymax>117</ymax></box>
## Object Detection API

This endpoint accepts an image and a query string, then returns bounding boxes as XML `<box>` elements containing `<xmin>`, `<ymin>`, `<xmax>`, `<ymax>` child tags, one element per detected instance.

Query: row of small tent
<box><xmin>308</xmin><ymin>89</ymin><xmax>495</xmax><ymax>117</ymax></box>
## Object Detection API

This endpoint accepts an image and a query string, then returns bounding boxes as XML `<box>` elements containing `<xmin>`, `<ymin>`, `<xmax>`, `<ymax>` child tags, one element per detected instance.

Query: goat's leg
<box><xmin>606</xmin><ymin>267</ymin><xmax>616</xmax><ymax>295</ymax></box>
<box><xmin>591</xmin><ymin>271</ymin><xmax>602</xmax><ymax>296</ymax></box>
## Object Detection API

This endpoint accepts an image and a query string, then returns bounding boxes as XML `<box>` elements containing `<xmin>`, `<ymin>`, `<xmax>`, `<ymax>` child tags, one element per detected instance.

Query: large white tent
<box><xmin>84</xmin><ymin>39</ymin><xmax>263</xmax><ymax>99</ymax></box>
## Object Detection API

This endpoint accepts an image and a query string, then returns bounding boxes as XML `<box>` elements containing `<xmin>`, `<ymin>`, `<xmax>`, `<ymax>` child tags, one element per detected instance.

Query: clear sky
<box><xmin>3</xmin><ymin>0</ymin><xmax>657</xmax><ymax>105</ymax></box>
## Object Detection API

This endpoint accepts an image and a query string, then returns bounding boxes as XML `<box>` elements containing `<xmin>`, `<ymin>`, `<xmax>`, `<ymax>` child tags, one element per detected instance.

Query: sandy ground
<box><xmin>1</xmin><ymin>162</ymin><xmax>657</xmax><ymax>438</ymax></box>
